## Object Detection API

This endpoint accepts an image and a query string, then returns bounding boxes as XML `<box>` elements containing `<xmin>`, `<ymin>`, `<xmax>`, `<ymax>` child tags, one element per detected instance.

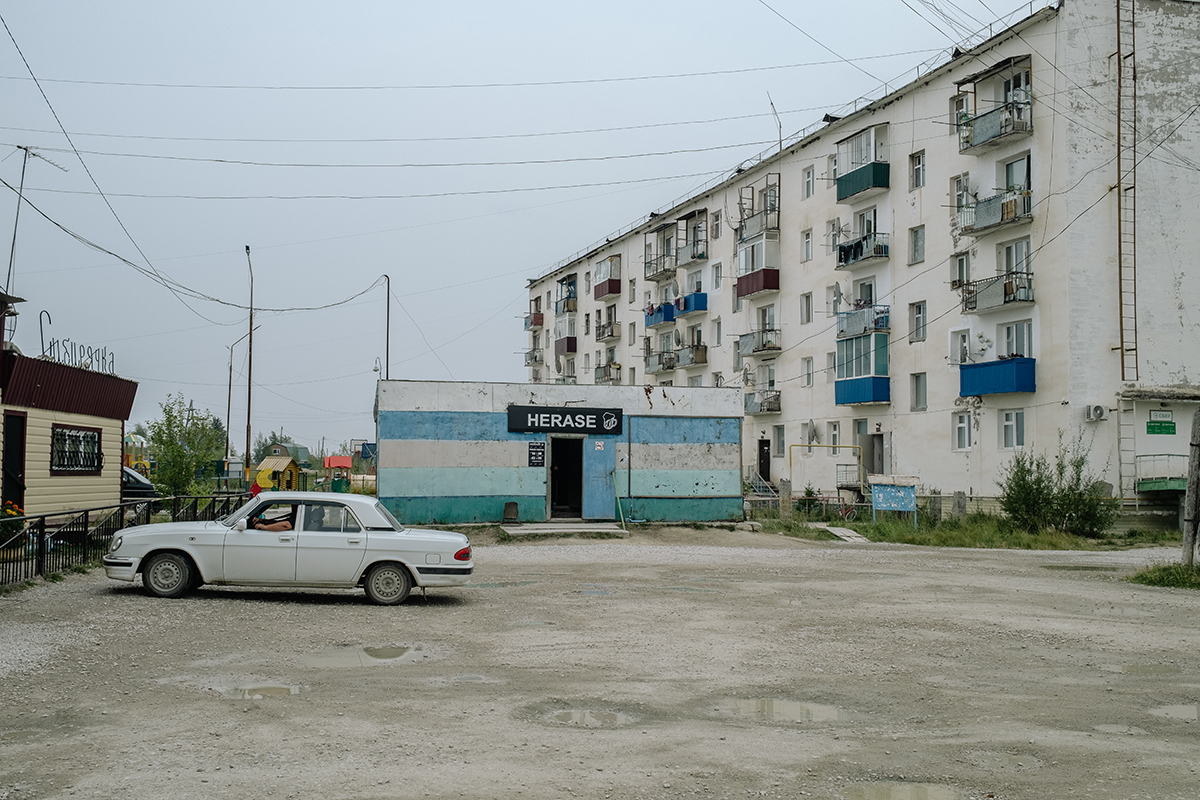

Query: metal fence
<box><xmin>0</xmin><ymin>493</ymin><xmax>250</xmax><ymax>589</ymax></box>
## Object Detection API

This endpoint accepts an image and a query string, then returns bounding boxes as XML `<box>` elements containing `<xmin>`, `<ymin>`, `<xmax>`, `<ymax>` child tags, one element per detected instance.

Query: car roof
<box><xmin>251</xmin><ymin>491</ymin><xmax>380</xmax><ymax>510</ymax></box>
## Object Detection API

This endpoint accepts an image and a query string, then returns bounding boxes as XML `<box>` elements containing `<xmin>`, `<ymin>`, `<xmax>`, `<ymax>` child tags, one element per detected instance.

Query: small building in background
<box><xmin>375</xmin><ymin>380</ymin><xmax>743</xmax><ymax>524</ymax></box>
<box><xmin>254</xmin><ymin>454</ymin><xmax>301</xmax><ymax>492</ymax></box>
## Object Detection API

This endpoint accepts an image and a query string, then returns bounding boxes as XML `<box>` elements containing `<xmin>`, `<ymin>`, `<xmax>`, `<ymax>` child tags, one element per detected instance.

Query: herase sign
<box><xmin>508</xmin><ymin>405</ymin><xmax>623</xmax><ymax>435</ymax></box>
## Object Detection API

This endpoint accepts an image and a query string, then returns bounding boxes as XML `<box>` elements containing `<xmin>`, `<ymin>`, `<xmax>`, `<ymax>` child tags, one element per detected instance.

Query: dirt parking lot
<box><xmin>1</xmin><ymin>527</ymin><xmax>1198</xmax><ymax>800</ymax></box>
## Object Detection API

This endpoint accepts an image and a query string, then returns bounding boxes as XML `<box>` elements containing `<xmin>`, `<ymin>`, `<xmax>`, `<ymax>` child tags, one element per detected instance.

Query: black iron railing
<box><xmin>0</xmin><ymin>493</ymin><xmax>251</xmax><ymax>589</ymax></box>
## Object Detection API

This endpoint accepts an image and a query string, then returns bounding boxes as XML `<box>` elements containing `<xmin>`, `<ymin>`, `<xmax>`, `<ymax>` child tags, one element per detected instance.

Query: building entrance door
<box><xmin>757</xmin><ymin>439</ymin><xmax>771</xmax><ymax>482</ymax></box>
<box><xmin>2</xmin><ymin>412</ymin><xmax>26</xmax><ymax>512</ymax></box>
<box><xmin>581</xmin><ymin>438</ymin><xmax>615</xmax><ymax>520</ymax></box>
<box><xmin>550</xmin><ymin>438</ymin><xmax>583</xmax><ymax>518</ymax></box>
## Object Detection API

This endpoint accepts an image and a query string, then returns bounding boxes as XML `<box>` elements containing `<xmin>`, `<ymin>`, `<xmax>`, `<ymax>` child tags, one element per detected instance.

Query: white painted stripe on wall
<box><xmin>378</xmin><ymin>439</ymin><xmax>530</xmax><ymax>470</ymax></box>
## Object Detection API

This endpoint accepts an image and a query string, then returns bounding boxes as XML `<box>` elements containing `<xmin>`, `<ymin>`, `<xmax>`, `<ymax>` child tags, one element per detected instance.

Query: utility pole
<box><xmin>383</xmin><ymin>274</ymin><xmax>391</xmax><ymax>380</ymax></box>
<box><xmin>244</xmin><ymin>246</ymin><xmax>254</xmax><ymax>479</ymax></box>
<box><xmin>1183</xmin><ymin>407</ymin><xmax>1200</xmax><ymax>567</ymax></box>
<box><xmin>225</xmin><ymin>325</ymin><xmax>258</xmax><ymax>462</ymax></box>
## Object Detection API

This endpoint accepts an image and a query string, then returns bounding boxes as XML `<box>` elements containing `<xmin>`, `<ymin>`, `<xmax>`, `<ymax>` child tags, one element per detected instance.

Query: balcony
<box><xmin>645</xmin><ymin>303</ymin><xmax>677</xmax><ymax>328</ymax></box>
<box><xmin>737</xmin><ymin>208</ymin><xmax>779</xmax><ymax>241</ymax></box>
<box><xmin>836</xmin><ymin>161</ymin><xmax>890</xmax><ymax>203</ymax></box>
<box><xmin>554</xmin><ymin>376</ymin><xmax>577</xmax><ymax>385</ymax></box>
<box><xmin>836</xmin><ymin>232</ymin><xmax>890</xmax><ymax>270</ymax></box>
<box><xmin>835</xmin><ymin>376</ymin><xmax>890</xmax><ymax>405</ymax></box>
<box><xmin>836</xmin><ymin>463</ymin><xmax>869</xmax><ymax>490</ymax></box>
<box><xmin>676</xmin><ymin>344</ymin><xmax>708</xmax><ymax>368</ymax></box>
<box><xmin>959</xmin><ymin>356</ymin><xmax>1036</xmax><ymax>396</ymax></box>
<box><xmin>594</xmin><ymin>363</ymin><xmax>622</xmax><ymax>385</ymax></box>
<box><xmin>677</xmin><ymin>240</ymin><xmax>707</xmax><ymax>266</ymax></box>
<box><xmin>958</xmin><ymin>100</ymin><xmax>1032</xmax><ymax>152</ymax></box>
<box><xmin>553</xmin><ymin>336</ymin><xmax>577</xmax><ymax>357</ymax></box>
<box><xmin>645</xmin><ymin>351</ymin><xmax>677</xmax><ymax>374</ymax></box>
<box><xmin>675</xmin><ymin>292</ymin><xmax>707</xmax><ymax>318</ymax></box>
<box><xmin>738</xmin><ymin>328</ymin><xmax>781</xmax><ymax>357</ymax></box>
<box><xmin>735</xmin><ymin>268</ymin><xmax>780</xmax><ymax>299</ymax></box>
<box><xmin>961</xmin><ymin>271</ymin><xmax>1034</xmax><ymax>313</ymax></box>
<box><xmin>524</xmin><ymin>312</ymin><xmax>544</xmax><ymax>330</ymax></box>
<box><xmin>1135</xmin><ymin>454</ymin><xmax>1188</xmax><ymax>492</ymax></box>
<box><xmin>593</xmin><ymin>277</ymin><xmax>622</xmax><ymax>300</ymax></box>
<box><xmin>836</xmin><ymin>304</ymin><xmax>890</xmax><ymax>339</ymax></box>
<box><xmin>957</xmin><ymin>190</ymin><xmax>1032</xmax><ymax>235</ymax></box>
<box><xmin>524</xmin><ymin>348</ymin><xmax>543</xmax><ymax>366</ymax></box>
<box><xmin>595</xmin><ymin>320</ymin><xmax>621</xmax><ymax>342</ymax></box>
<box><xmin>644</xmin><ymin>252</ymin><xmax>677</xmax><ymax>282</ymax></box>
<box><xmin>554</xmin><ymin>296</ymin><xmax>577</xmax><ymax>315</ymax></box>
<box><xmin>744</xmin><ymin>390</ymin><xmax>782</xmax><ymax>415</ymax></box>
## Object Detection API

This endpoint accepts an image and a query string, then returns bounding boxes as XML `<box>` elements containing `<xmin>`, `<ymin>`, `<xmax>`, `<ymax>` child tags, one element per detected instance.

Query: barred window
<box><xmin>51</xmin><ymin>426</ymin><xmax>103</xmax><ymax>474</ymax></box>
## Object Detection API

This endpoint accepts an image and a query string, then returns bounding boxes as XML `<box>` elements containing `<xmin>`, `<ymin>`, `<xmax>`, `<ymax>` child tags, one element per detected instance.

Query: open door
<box><xmin>582</xmin><ymin>437</ymin><xmax>616</xmax><ymax>520</ymax></box>
<box><xmin>757</xmin><ymin>439</ymin><xmax>771</xmax><ymax>482</ymax></box>
<box><xmin>3</xmin><ymin>412</ymin><xmax>26</xmax><ymax>512</ymax></box>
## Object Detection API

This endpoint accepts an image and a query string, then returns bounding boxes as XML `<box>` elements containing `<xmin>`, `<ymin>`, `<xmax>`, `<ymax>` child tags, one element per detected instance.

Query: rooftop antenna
<box><xmin>6</xmin><ymin>146</ymin><xmax>67</xmax><ymax>337</ymax></box>
<box><xmin>767</xmin><ymin>92</ymin><xmax>783</xmax><ymax>154</ymax></box>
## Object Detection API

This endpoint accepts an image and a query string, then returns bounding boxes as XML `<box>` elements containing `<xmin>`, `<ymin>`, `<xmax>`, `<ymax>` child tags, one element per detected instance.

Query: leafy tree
<box><xmin>146</xmin><ymin>394</ymin><xmax>226</xmax><ymax>497</ymax></box>
<box><xmin>252</xmin><ymin>430</ymin><xmax>287</xmax><ymax>464</ymax></box>
<box><xmin>997</xmin><ymin>431</ymin><xmax>1120</xmax><ymax>537</ymax></box>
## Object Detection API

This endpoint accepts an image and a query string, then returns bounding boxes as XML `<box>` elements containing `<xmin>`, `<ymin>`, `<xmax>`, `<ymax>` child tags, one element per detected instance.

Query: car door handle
<box><xmin>278</xmin><ymin>536</ymin><xmax>295</xmax><ymax>543</ymax></box>
<box><xmin>347</xmin><ymin>538</ymin><xmax>362</xmax><ymax>545</ymax></box>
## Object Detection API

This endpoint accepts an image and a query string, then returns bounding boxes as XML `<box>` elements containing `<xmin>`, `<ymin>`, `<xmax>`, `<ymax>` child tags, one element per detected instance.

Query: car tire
<box><xmin>142</xmin><ymin>553</ymin><xmax>196</xmax><ymax>599</ymax></box>
<box><xmin>363</xmin><ymin>563</ymin><xmax>412</xmax><ymax>606</ymax></box>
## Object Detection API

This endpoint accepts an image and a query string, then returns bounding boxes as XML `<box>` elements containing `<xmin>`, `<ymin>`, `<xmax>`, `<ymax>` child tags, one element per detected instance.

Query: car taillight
<box><xmin>454</xmin><ymin>546</ymin><xmax>471</xmax><ymax>562</ymax></box>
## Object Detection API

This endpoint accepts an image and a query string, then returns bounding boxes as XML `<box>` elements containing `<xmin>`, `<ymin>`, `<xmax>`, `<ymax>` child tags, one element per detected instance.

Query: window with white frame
<box><xmin>1001</xmin><ymin>409</ymin><xmax>1025</xmax><ymax>449</ymax></box>
<box><xmin>951</xmin><ymin>93</ymin><xmax>972</xmax><ymax>129</ymax></box>
<box><xmin>713</xmin><ymin>317</ymin><xmax>722</xmax><ymax>346</ymax></box>
<box><xmin>772</xmin><ymin>425</ymin><xmax>785</xmax><ymax>455</ymax></box>
<box><xmin>828</xmin><ymin>154</ymin><xmax>838</xmax><ymax>181</ymax></box>
<box><xmin>628</xmin><ymin>366</ymin><xmax>636</xmax><ymax>385</ymax></box>
<box><xmin>1003</xmin><ymin>237</ymin><xmax>1032</xmax><ymax>273</ymax></box>
<box><xmin>909</xmin><ymin>225</ymin><xmax>925</xmax><ymax>264</ymax></box>
<box><xmin>953</xmin><ymin>251</ymin><xmax>971</xmax><ymax>285</ymax></box>
<box><xmin>686</xmin><ymin>269</ymin><xmax>702</xmax><ymax>294</ymax></box>
<box><xmin>628</xmin><ymin>321</ymin><xmax>636</xmax><ymax>343</ymax></box>
<box><xmin>855</xmin><ymin>208</ymin><xmax>876</xmax><ymax>238</ymax></box>
<box><xmin>687</xmin><ymin>375</ymin><xmax>703</xmax><ymax>387</ymax></box>
<box><xmin>1000</xmin><ymin>319</ymin><xmax>1033</xmax><ymax>357</ymax></box>
<box><xmin>908</xmin><ymin>301</ymin><xmax>927</xmax><ymax>342</ymax></box>
<box><xmin>828</xmin><ymin>421</ymin><xmax>840</xmax><ymax>455</ymax></box>
<box><xmin>802</xmin><ymin>357</ymin><xmax>814</xmax><ymax>387</ymax></box>
<box><xmin>584</xmin><ymin>312</ymin><xmax>590</xmax><ymax>335</ymax></box>
<box><xmin>583</xmin><ymin>353</ymin><xmax>591</xmax><ymax>371</ymax></box>
<box><xmin>712</xmin><ymin>262</ymin><xmax>722</xmax><ymax>290</ymax></box>
<box><xmin>712</xmin><ymin>210</ymin><xmax>722</xmax><ymax>239</ymax></box>
<box><xmin>799</xmin><ymin>292</ymin><xmax>813</xmax><ymax>324</ymax></box>
<box><xmin>1005</xmin><ymin>153</ymin><xmax>1031</xmax><ymax>192</ymax></box>
<box><xmin>826</xmin><ymin>352</ymin><xmax>836</xmax><ymax>384</ymax></box>
<box><xmin>827</xmin><ymin>218</ymin><xmax>842</xmax><ymax>248</ymax></box>
<box><xmin>584</xmin><ymin>272</ymin><xmax>591</xmax><ymax>293</ymax></box>
<box><xmin>910</xmin><ymin>150</ymin><xmax>926</xmax><ymax>189</ymax></box>
<box><xmin>911</xmin><ymin>372</ymin><xmax>927</xmax><ymax>411</ymax></box>
<box><xmin>628</xmin><ymin>278</ymin><xmax>636</xmax><ymax>304</ymax></box>
<box><xmin>565</xmin><ymin>358</ymin><xmax>576</xmax><ymax>377</ymax></box>
<box><xmin>950</xmin><ymin>328</ymin><xmax>972</xmax><ymax>364</ymax></box>
<box><xmin>837</xmin><ymin>125</ymin><xmax>887</xmax><ymax>174</ymax></box>
<box><xmin>953</xmin><ymin>412</ymin><xmax>972</xmax><ymax>450</ymax></box>
<box><xmin>826</xmin><ymin>284</ymin><xmax>841</xmax><ymax>317</ymax></box>
<box><xmin>836</xmin><ymin>333</ymin><xmax>887</xmax><ymax>379</ymax></box>
<box><xmin>952</xmin><ymin>173</ymin><xmax>971</xmax><ymax>216</ymax></box>
<box><xmin>802</xmin><ymin>229</ymin><xmax>813</xmax><ymax>262</ymax></box>
<box><xmin>803</xmin><ymin>167</ymin><xmax>815</xmax><ymax>198</ymax></box>
<box><xmin>800</xmin><ymin>421</ymin><xmax>814</xmax><ymax>454</ymax></box>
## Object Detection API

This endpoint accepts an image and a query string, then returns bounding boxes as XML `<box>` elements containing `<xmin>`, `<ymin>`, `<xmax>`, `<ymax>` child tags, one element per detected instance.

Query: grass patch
<box><xmin>1127</xmin><ymin>562</ymin><xmax>1200</xmax><ymax>590</ymax></box>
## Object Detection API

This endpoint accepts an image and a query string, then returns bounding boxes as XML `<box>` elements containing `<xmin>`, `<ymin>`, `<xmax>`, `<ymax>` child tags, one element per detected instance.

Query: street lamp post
<box><xmin>244</xmin><ymin>246</ymin><xmax>254</xmax><ymax>479</ymax></box>
<box><xmin>225</xmin><ymin>325</ymin><xmax>259</xmax><ymax>462</ymax></box>
<box><xmin>383</xmin><ymin>274</ymin><xmax>390</xmax><ymax>380</ymax></box>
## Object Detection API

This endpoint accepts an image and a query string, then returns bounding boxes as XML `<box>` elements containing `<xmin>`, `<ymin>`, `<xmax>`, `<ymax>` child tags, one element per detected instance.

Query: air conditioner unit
<box><xmin>1085</xmin><ymin>404</ymin><xmax>1108</xmax><ymax>422</ymax></box>
<box><xmin>950</xmin><ymin>279</ymin><xmax>963</xmax><ymax>290</ymax></box>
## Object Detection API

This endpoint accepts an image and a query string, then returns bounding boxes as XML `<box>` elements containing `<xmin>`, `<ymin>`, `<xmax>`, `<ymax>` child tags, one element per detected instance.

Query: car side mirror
<box><xmin>235</xmin><ymin>519</ymin><xmax>247</xmax><ymax>531</ymax></box>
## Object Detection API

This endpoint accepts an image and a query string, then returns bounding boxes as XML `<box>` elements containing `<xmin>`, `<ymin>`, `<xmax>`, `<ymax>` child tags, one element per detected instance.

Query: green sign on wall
<box><xmin>1147</xmin><ymin>421</ymin><xmax>1176</xmax><ymax>435</ymax></box>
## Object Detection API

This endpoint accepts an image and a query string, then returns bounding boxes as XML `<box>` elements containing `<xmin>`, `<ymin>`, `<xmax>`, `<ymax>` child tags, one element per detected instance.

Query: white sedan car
<box><xmin>102</xmin><ymin>492</ymin><xmax>472</xmax><ymax>605</ymax></box>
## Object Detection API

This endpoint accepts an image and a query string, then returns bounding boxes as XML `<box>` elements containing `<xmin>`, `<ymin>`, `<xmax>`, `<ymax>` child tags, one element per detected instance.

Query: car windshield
<box><xmin>217</xmin><ymin>496</ymin><xmax>262</xmax><ymax>526</ymax></box>
<box><xmin>374</xmin><ymin>501</ymin><xmax>404</xmax><ymax>532</ymax></box>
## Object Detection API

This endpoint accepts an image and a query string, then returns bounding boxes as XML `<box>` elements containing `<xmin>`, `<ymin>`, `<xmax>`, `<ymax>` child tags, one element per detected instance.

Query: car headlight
<box><xmin>109</xmin><ymin>536</ymin><xmax>123</xmax><ymax>553</ymax></box>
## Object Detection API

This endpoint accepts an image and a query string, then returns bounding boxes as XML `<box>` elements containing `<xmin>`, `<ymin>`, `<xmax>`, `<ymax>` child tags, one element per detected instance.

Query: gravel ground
<box><xmin>1</xmin><ymin>527</ymin><xmax>1198</xmax><ymax>800</ymax></box>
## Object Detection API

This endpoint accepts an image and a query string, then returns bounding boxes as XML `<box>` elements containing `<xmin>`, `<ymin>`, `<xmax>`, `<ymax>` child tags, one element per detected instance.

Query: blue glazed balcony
<box><xmin>835</xmin><ymin>376</ymin><xmax>890</xmax><ymax>405</ymax></box>
<box><xmin>959</xmin><ymin>357</ymin><xmax>1036</xmax><ymax>396</ymax></box>
<box><xmin>645</xmin><ymin>303</ymin><xmax>677</xmax><ymax>328</ymax></box>
<box><xmin>675</xmin><ymin>292</ymin><xmax>707</xmax><ymax>318</ymax></box>
<box><xmin>836</xmin><ymin>161</ymin><xmax>890</xmax><ymax>203</ymax></box>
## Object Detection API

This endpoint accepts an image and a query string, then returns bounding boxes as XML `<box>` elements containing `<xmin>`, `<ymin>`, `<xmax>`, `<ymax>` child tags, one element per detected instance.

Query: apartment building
<box><xmin>525</xmin><ymin>0</ymin><xmax>1200</xmax><ymax>505</ymax></box>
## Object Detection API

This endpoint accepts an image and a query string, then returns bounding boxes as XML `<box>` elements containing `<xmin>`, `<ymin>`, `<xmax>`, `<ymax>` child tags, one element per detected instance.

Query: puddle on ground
<box><xmin>210</xmin><ymin>681</ymin><xmax>300</xmax><ymax>700</ymax></box>
<box><xmin>1148</xmin><ymin>704</ymin><xmax>1199</xmax><ymax>720</ymax></box>
<box><xmin>302</xmin><ymin>645</ymin><xmax>429</xmax><ymax>668</ymax></box>
<box><xmin>1094</xmin><ymin>724</ymin><xmax>1148</xmax><ymax>735</ymax></box>
<box><xmin>464</xmin><ymin>581</ymin><xmax>541</xmax><ymax>589</ymax></box>
<box><xmin>1112</xmin><ymin>664</ymin><xmax>1180</xmax><ymax>675</ymax></box>
<box><xmin>720</xmin><ymin>698</ymin><xmax>853</xmax><ymax>722</ymax></box>
<box><xmin>1041</xmin><ymin>565</ymin><xmax>1119</xmax><ymax>572</ymax></box>
<box><xmin>844</xmin><ymin>783</ymin><xmax>961</xmax><ymax>800</ymax></box>
<box><xmin>660</xmin><ymin>586</ymin><xmax>716</xmax><ymax>594</ymax></box>
<box><xmin>549</xmin><ymin>710</ymin><xmax>633</xmax><ymax>727</ymax></box>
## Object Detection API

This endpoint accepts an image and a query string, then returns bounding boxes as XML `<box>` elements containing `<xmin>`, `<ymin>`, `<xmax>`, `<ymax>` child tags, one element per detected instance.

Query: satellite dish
<box><xmin>674</xmin><ymin>330</ymin><xmax>683</xmax><ymax>347</ymax></box>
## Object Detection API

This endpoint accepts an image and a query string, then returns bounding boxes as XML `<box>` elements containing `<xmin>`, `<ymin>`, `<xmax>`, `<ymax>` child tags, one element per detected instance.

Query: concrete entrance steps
<box><xmin>500</xmin><ymin>522</ymin><xmax>625</xmax><ymax>536</ymax></box>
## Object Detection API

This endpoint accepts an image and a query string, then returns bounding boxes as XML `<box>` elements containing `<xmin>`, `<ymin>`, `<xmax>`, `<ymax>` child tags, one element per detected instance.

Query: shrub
<box><xmin>997</xmin><ymin>431</ymin><xmax>1120</xmax><ymax>537</ymax></box>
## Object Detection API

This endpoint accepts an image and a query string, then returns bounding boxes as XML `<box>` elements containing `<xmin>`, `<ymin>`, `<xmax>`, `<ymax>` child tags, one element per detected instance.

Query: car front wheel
<box><xmin>364</xmin><ymin>563</ymin><xmax>412</xmax><ymax>606</ymax></box>
<box><xmin>142</xmin><ymin>553</ymin><xmax>196</xmax><ymax>599</ymax></box>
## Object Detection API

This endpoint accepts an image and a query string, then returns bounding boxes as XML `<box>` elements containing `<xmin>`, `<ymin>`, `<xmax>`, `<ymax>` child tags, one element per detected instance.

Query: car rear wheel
<box><xmin>364</xmin><ymin>563</ymin><xmax>411</xmax><ymax>606</ymax></box>
<box><xmin>142</xmin><ymin>553</ymin><xmax>196</xmax><ymax>599</ymax></box>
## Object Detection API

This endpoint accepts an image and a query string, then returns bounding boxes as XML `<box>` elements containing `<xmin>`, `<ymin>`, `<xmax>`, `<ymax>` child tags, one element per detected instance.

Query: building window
<box><xmin>772</xmin><ymin>425</ymin><xmax>785</xmax><ymax>454</ymax></box>
<box><xmin>531</xmin><ymin>369</ymin><xmax>540</xmax><ymax>382</ymax></box>
<box><xmin>909</xmin><ymin>225</ymin><xmax>925</xmax><ymax>264</ymax></box>
<box><xmin>908</xmin><ymin>301</ymin><xmax>927</xmax><ymax>342</ymax></box>
<box><xmin>828</xmin><ymin>154</ymin><xmax>838</xmax><ymax>181</ymax></box>
<box><xmin>1002</xmin><ymin>409</ymin><xmax>1025</xmax><ymax>449</ymax></box>
<box><xmin>712</xmin><ymin>210</ymin><xmax>722</xmax><ymax>240</ymax></box>
<box><xmin>953</xmin><ymin>252</ymin><xmax>970</xmax><ymax>286</ymax></box>
<box><xmin>1003</xmin><ymin>237</ymin><xmax>1032</xmax><ymax>273</ymax></box>
<box><xmin>802</xmin><ymin>357</ymin><xmax>814</xmax><ymax>387</ymax></box>
<box><xmin>628</xmin><ymin>321</ymin><xmax>636</xmax><ymax>343</ymax></box>
<box><xmin>584</xmin><ymin>313</ymin><xmax>590</xmax><ymax>335</ymax></box>
<box><xmin>911</xmin><ymin>373</ymin><xmax>927</xmax><ymax>411</ymax></box>
<box><xmin>951</xmin><ymin>329</ymin><xmax>972</xmax><ymax>364</ymax></box>
<box><xmin>687</xmin><ymin>375</ymin><xmax>703</xmax><ymax>387</ymax></box>
<box><xmin>828</xmin><ymin>421</ymin><xmax>840</xmax><ymax>455</ymax></box>
<box><xmin>951</xmin><ymin>93</ymin><xmax>972</xmax><ymax>131</ymax></box>
<box><xmin>954</xmin><ymin>412</ymin><xmax>972</xmax><ymax>451</ymax></box>
<box><xmin>827</xmin><ymin>218</ymin><xmax>842</xmax><ymax>248</ymax></box>
<box><xmin>803</xmin><ymin>167</ymin><xmax>815</xmax><ymax>199</ymax></box>
<box><xmin>802</xmin><ymin>229</ymin><xmax>813</xmax><ymax>262</ymax></box>
<box><xmin>799</xmin><ymin>293</ymin><xmax>813</xmax><ymax>325</ymax></box>
<box><xmin>628</xmin><ymin>366</ymin><xmax>636</xmax><ymax>385</ymax></box>
<box><xmin>628</xmin><ymin>279</ymin><xmax>636</xmax><ymax>304</ymax></box>
<box><xmin>910</xmin><ymin>150</ymin><xmax>926</xmax><ymax>189</ymax></box>
<box><xmin>836</xmin><ymin>333</ymin><xmax>887</xmax><ymax>380</ymax></box>
<box><xmin>1000</xmin><ymin>320</ymin><xmax>1033</xmax><ymax>357</ymax></box>
<box><xmin>712</xmin><ymin>262</ymin><xmax>722</xmax><ymax>290</ymax></box>
<box><xmin>583</xmin><ymin>353</ymin><xmax>590</xmax><ymax>371</ymax></box>
<box><xmin>713</xmin><ymin>317</ymin><xmax>722</xmax><ymax>346</ymax></box>
<box><xmin>52</xmin><ymin>425</ymin><xmax>103</xmax><ymax>475</ymax></box>
<box><xmin>826</xmin><ymin>352</ymin><xmax>836</xmax><ymax>384</ymax></box>
<box><xmin>584</xmin><ymin>272</ymin><xmax>591</xmax><ymax>293</ymax></box>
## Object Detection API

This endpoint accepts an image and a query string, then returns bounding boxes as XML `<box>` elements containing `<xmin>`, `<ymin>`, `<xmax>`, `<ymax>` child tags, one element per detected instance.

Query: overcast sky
<box><xmin>0</xmin><ymin>0</ymin><xmax>1021</xmax><ymax>455</ymax></box>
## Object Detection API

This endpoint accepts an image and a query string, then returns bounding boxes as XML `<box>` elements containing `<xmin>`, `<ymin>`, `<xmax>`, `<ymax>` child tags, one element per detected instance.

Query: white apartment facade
<box><xmin>525</xmin><ymin>0</ymin><xmax>1200</xmax><ymax>504</ymax></box>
